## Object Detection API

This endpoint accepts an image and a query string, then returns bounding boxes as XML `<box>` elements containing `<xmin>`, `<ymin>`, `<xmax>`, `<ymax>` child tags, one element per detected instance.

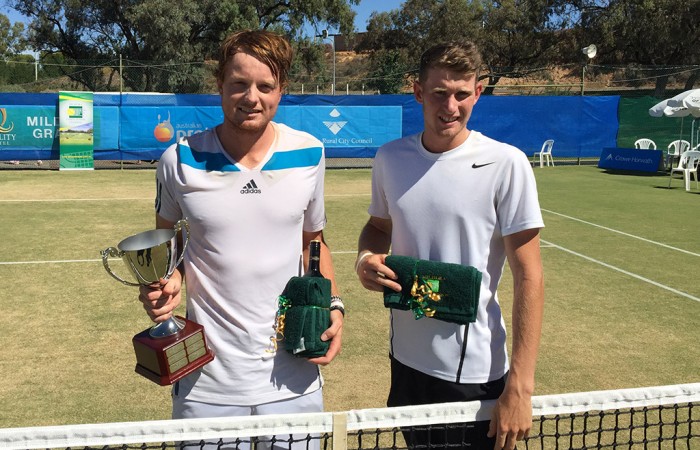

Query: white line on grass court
<box><xmin>0</xmin><ymin>259</ymin><xmax>99</xmax><ymax>265</ymax></box>
<box><xmin>0</xmin><ymin>198</ymin><xmax>153</xmax><ymax>202</ymax></box>
<box><xmin>542</xmin><ymin>239</ymin><xmax>700</xmax><ymax>303</ymax></box>
<box><xmin>542</xmin><ymin>209</ymin><xmax>700</xmax><ymax>258</ymax></box>
<box><xmin>6</xmin><ymin>248</ymin><xmax>698</xmax><ymax>303</ymax></box>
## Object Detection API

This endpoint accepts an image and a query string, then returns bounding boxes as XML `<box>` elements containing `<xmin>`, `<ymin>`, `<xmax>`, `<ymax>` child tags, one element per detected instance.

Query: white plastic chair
<box><xmin>532</xmin><ymin>139</ymin><xmax>554</xmax><ymax>168</ymax></box>
<box><xmin>668</xmin><ymin>150</ymin><xmax>700</xmax><ymax>191</ymax></box>
<box><xmin>634</xmin><ymin>138</ymin><xmax>657</xmax><ymax>149</ymax></box>
<box><xmin>666</xmin><ymin>140</ymin><xmax>690</xmax><ymax>169</ymax></box>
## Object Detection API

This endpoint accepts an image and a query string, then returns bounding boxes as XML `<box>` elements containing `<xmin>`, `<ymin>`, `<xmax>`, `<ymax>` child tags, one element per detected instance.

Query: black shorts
<box><xmin>387</xmin><ymin>355</ymin><xmax>508</xmax><ymax>449</ymax></box>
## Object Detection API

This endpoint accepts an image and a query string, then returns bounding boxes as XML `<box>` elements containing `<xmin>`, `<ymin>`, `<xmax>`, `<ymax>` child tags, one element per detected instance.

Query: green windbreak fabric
<box><xmin>618</xmin><ymin>97</ymin><xmax>694</xmax><ymax>149</ymax></box>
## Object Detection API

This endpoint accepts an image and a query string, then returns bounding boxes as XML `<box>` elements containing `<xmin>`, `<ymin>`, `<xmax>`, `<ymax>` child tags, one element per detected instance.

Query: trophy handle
<box><xmin>166</xmin><ymin>219</ymin><xmax>190</xmax><ymax>280</ymax></box>
<box><xmin>101</xmin><ymin>247</ymin><xmax>141</xmax><ymax>287</ymax></box>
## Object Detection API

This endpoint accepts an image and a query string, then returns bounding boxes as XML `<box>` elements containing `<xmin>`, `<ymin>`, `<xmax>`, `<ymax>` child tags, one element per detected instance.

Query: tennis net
<box><xmin>0</xmin><ymin>383</ymin><xmax>697</xmax><ymax>450</ymax></box>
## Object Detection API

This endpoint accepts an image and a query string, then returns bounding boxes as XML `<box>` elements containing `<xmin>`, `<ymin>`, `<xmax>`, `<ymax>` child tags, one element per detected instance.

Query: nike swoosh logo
<box><xmin>472</xmin><ymin>162</ymin><xmax>496</xmax><ymax>169</ymax></box>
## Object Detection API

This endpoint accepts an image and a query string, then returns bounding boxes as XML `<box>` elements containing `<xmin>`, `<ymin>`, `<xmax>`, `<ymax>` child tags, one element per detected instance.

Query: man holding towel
<box><xmin>355</xmin><ymin>40</ymin><xmax>544</xmax><ymax>450</ymax></box>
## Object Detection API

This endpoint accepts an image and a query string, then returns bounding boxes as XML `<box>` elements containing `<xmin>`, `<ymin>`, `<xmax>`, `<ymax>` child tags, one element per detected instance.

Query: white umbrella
<box><xmin>649</xmin><ymin>91</ymin><xmax>692</xmax><ymax>117</ymax></box>
<box><xmin>650</xmin><ymin>88</ymin><xmax>700</xmax><ymax>118</ymax></box>
<box><xmin>663</xmin><ymin>105</ymin><xmax>694</xmax><ymax>118</ymax></box>
<box><xmin>673</xmin><ymin>89</ymin><xmax>700</xmax><ymax>149</ymax></box>
<box><xmin>680</xmin><ymin>89</ymin><xmax>700</xmax><ymax>116</ymax></box>
<box><xmin>667</xmin><ymin>88</ymin><xmax>700</xmax><ymax>108</ymax></box>
<box><xmin>649</xmin><ymin>89</ymin><xmax>700</xmax><ymax>152</ymax></box>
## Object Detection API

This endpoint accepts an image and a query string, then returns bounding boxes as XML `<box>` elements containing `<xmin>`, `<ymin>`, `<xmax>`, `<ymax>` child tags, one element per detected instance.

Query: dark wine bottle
<box><xmin>304</xmin><ymin>240</ymin><xmax>323</xmax><ymax>277</ymax></box>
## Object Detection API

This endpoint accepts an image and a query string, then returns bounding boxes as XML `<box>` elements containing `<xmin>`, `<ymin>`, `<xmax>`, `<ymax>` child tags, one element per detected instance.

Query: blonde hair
<box><xmin>215</xmin><ymin>30</ymin><xmax>294</xmax><ymax>89</ymax></box>
<box><xmin>418</xmin><ymin>40</ymin><xmax>482</xmax><ymax>83</ymax></box>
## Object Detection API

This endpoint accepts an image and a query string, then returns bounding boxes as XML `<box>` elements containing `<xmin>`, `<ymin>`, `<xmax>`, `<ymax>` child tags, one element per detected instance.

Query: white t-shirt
<box><xmin>369</xmin><ymin>131</ymin><xmax>544</xmax><ymax>384</ymax></box>
<box><xmin>156</xmin><ymin>123</ymin><xmax>327</xmax><ymax>405</ymax></box>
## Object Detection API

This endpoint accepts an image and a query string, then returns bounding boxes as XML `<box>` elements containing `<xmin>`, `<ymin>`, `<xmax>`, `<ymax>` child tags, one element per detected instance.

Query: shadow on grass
<box><xmin>599</xmin><ymin>169</ymin><xmax>668</xmax><ymax>178</ymax></box>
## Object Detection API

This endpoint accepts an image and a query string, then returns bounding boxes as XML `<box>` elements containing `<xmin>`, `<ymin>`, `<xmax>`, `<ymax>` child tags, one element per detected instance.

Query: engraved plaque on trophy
<box><xmin>101</xmin><ymin>219</ymin><xmax>214</xmax><ymax>385</ymax></box>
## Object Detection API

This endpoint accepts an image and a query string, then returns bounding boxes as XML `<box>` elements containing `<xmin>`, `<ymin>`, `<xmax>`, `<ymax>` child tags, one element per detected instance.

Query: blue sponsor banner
<box><xmin>275</xmin><ymin>105</ymin><xmax>402</xmax><ymax>155</ymax></box>
<box><xmin>1</xmin><ymin>93</ymin><xmax>622</xmax><ymax>162</ymax></box>
<box><xmin>598</xmin><ymin>147</ymin><xmax>662</xmax><ymax>172</ymax></box>
<box><xmin>119</xmin><ymin>106</ymin><xmax>222</xmax><ymax>157</ymax></box>
<box><xmin>120</xmin><ymin>103</ymin><xmax>403</xmax><ymax>159</ymax></box>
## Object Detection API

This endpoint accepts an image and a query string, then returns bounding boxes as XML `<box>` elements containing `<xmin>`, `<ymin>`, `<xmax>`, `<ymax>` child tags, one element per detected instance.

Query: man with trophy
<box><xmin>136</xmin><ymin>29</ymin><xmax>344</xmax><ymax>432</ymax></box>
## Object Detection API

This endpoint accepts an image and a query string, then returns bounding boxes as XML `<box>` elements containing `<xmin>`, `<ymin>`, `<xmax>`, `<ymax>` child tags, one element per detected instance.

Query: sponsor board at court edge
<box><xmin>150</xmin><ymin>105</ymin><xmax>402</xmax><ymax>149</ymax></box>
<box><xmin>604</xmin><ymin>153</ymin><xmax>655</xmax><ymax>164</ymax></box>
<box><xmin>598</xmin><ymin>147</ymin><xmax>661</xmax><ymax>173</ymax></box>
<box><xmin>320</xmin><ymin>108</ymin><xmax>374</xmax><ymax>146</ymax></box>
<box><xmin>0</xmin><ymin>107</ymin><xmax>60</xmax><ymax>147</ymax></box>
<box><xmin>1</xmin><ymin>103</ymin><xmax>402</xmax><ymax>151</ymax></box>
<box><xmin>270</xmin><ymin>105</ymin><xmax>403</xmax><ymax>148</ymax></box>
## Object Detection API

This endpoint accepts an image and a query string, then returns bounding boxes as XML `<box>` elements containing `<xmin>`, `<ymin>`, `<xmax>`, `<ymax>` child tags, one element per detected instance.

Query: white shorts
<box><xmin>172</xmin><ymin>388</ymin><xmax>324</xmax><ymax>450</ymax></box>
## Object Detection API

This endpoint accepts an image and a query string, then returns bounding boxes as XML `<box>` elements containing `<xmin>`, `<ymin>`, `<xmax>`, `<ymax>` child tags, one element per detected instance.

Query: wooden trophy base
<box><xmin>132</xmin><ymin>316</ymin><xmax>215</xmax><ymax>386</ymax></box>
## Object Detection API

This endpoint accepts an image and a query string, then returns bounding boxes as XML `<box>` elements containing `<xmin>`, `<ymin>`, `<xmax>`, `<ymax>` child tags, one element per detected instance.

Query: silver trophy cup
<box><xmin>101</xmin><ymin>219</ymin><xmax>214</xmax><ymax>385</ymax></box>
<box><xmin>101</xmin><ymin>219</ymin><xmax>189</xmax><ymax>338</ymax></box>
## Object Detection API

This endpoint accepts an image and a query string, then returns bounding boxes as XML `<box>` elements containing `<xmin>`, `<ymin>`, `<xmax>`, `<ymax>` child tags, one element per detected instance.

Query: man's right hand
<box><xmin>355</xmin><ymin>251</ymin><xmax>402</xmax><ymax>293</ymax></box>
<box><xmin>138</xmin><ymin>268</ymin><xmax>183</xmax><ymax>323</ymax></box>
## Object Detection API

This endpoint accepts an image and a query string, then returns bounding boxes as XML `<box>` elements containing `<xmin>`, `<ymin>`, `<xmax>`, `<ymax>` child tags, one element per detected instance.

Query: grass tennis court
<box><xmin>0</xmin><ymin>166</ymin><xmax>698</xmax><ymax>429</ymax></box>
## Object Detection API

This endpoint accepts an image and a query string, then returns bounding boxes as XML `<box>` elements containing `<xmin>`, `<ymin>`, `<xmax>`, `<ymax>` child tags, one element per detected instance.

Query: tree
<box><xmin>0</xmin><ymin>13</ymin><xmax>28</xmax><ymax>57</ymax></box>
<box><xmin>576</xmin><ymin>0</ymin><xmax>700</xmax><ymax>96</ymax></box>
<box><xmin>290</xmin><ymin>38</ymin><xmax>330</xmax><ymax>90</ymax></box>
<box><xmin>472</xmin><ymin>0</ymin><xmax>571</xmax><ymax>94</ymax></box>
<box><xmin>0</xmin><ymin>13</ymin><xmax>32</xmax><ymax>91</ymax></box>
<box><xmin>360</xmin><ymin>0</ymin><xmax>482</xmax><ymax>64</ymax></box>
<box><xmin>365</xmin><ymin>48</ymin><xmax>412</xmax><ymax>94</ymax></box>
<box><xmin>0</xmin><ymin>54</ymin><xmax>36</xmax><ymax>91</ymax></box>
<box><xmin>358</xmin><ymin>0</ymin><xmax>568</xmax><ymax>94</ymax></box>
<box><xmin>359</xmin><ymin>0</ymin><xmax>699</xmax><ymax>96</ymax></box>
<box><xmin>7</xmin><ymin>0</ymin><xmax>359</xmax><ymax>93</ymax></box>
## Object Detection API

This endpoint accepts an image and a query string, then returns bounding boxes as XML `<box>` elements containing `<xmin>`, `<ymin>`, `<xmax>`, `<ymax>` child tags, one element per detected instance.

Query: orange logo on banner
<box><xmin>154</xmin><ymin>112</ymin><xmax>174</xmax><ymax>143</ymax></box>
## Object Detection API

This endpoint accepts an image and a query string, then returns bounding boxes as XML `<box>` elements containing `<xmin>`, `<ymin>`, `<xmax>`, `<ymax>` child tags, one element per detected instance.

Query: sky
<box><xmin>3</xmin><ymin>0</ymin><xmax>406</xmax><ymax>33</ymax></box>
<box><xmin>352</xmin><ymin>0</ymin><xmax>404</xmax><ymax>32</ymax></box>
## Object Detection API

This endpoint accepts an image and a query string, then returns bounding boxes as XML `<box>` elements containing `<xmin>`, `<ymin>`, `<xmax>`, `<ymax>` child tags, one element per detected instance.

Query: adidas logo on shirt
<box><xmin>240</xmin><ymin>179</ymin><xmax>261</xmax><ymax>194</ymax></box>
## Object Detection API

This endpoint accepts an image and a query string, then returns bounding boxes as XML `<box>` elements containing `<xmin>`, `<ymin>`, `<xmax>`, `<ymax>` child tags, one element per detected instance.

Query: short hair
<box><xmin>418</xmin><ymin>40</ymin><xmax>483</xmax><ymax>83</ymax></box>
<box><xmin>215</xmin><ymin>29</ymin><xmax>294</xmax><ymax>89</ymax></box>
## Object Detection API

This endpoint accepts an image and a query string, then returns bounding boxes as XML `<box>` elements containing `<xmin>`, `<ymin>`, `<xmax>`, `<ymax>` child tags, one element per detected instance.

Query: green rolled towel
<box><xmin>280</xmin><ymin>276</ymin><xmax>331</xmax><ymax>307</ymax></box>
<box><xmin>383</xmin><ymin>255</ymin><xmax>481</xmax><ymax>325</ymax></box>
<box><xmin>275</xmin><ymin>276</ymin><xmax>331</xmax><ymax>357</ymax></box>
<box><xmin>283</xmin><ymin>306</ymin><xmax>330</xmax><ymax>357</ymax></box>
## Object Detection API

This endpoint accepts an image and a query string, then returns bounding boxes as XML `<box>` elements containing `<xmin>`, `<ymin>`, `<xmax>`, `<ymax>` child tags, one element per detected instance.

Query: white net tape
<box><xmin>1</xmin><ymin>382</ymin><xmax>698</xmax><ymax>449</ymax></box>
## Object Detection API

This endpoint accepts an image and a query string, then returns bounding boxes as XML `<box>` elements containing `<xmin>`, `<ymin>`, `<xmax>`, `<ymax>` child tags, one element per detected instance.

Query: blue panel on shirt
<box><xmin>178</xmin><ymin>142</ymin><xmax>240</xmax><ymax>172</ymax></box>
<box><xmin>179</xmin><ymin>143</ymin><xmax>322</xmax><ymax>172</ymax></box>
<box><xmin>262</xmin><ymin>147</ymin><xmax>322</xmax><ymax>170</ymax></box>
